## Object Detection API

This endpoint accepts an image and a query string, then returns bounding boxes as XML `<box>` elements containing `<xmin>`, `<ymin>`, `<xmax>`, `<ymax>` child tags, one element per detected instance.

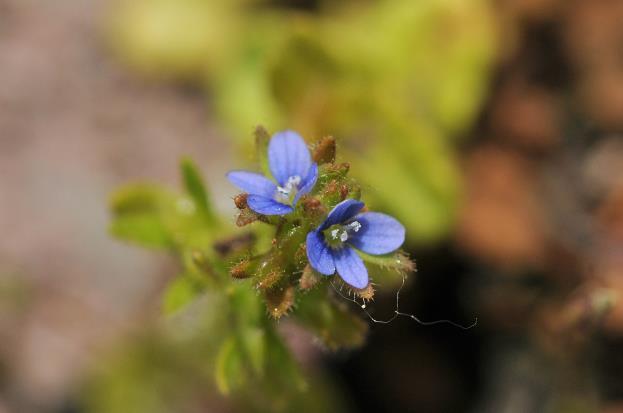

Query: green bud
<box><xmin>301</xmin><ymin>197</ymin><xmax>327</xmax><ymax>220</ymax></box>
<box><xmin>265</xmin><ymin>285</ymin><xmax>296</xmax><ymax>319</ymax></box>
<box><xmin>230</xmin><ymin>258</ymin><xmax>255</xmax><ymax>279</ymax></box>
<box><xmin>256</xmin><ymin>268</ymin><xmax>285</xmax><ymax>291</ymax></box>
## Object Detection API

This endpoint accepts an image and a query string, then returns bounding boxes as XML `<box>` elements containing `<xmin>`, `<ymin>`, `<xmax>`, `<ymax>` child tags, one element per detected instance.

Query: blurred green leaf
<box><xmin>109</xmin><ymin>179</ymin><xmax>228</xmax><ymax>251</ymax></box>
<box><xmin>108</xmin><ymin>0</ymin><xmax>242</xmax><ymax>82</ymax></box>
<box><xmin>109</xmin><ymin>184</ymin><xmax>176</xmax><ymax>248</ymax></box>
<box><xmin>109</xmin><ymin>214</ymin><xmax>174</xmax><ymax>248</ymax></box>
<box><xmin>82</xmin><ymin>332</ymin><xmax>207</xmax><ymax>413</ymax></box>
<box><xmin>262</xmin><ymin>328</ymin><xmax>308</xmax><ymax>394</ymax></box>
<box><xmin>109</xmin><ymin>184</ymin><xmax>174</xmax><ymax>215</ymax></box>
<box><xmin>180</xmin><ymin>158</ymin><xmax>214</xmax><ymax>219</ymax></box>
<box><xmin>162</xmin><ymin>275</ymin><xmax>206</xmax><ymax>315</ymax></box>
<box><xmin>213</xmin><ymin>28</ymin><xmax>285</xmax><ymax>141</ymax></box>
<box><xmin>355</xmin><ymin>122</ymin><xmax>461</xmax><ymax>243</ymax></box>
<box><xmin>239</xmin><ymin>327</ymin><xmax>266</xmax><ymax>377</ymax></box>
<box><xmin>215</xmin><ymin>337</ymin><xmax>245</xmax><ymax>395</ymax></box>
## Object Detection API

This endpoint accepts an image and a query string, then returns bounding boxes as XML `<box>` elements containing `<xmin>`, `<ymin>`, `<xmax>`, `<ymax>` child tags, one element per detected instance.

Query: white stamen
<box><xmin>330</xmin><ymin>229</ymin><xmax>340</xmax><ymax>239</ymax></box>
<box><xmin>274</xmin><ymin>175</ymin><xmax>302</xmax><ymax>203</ymax></box>
<box><xmin>286</xmin><ymin>175</ymin><xmax>301</xmax><ymax>187</ymax></box>
<box><xmin>348</xmin><ymin>221</ymin><xmax>361</xmax><ymax>232</ymax></box>
<box><xmin>339</xmin><ymin>231</ymin><xmax>349</xmax><ymax>242</ymax></box>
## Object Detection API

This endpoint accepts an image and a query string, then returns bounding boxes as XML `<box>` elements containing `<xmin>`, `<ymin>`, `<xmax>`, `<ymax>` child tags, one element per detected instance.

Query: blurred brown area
<box><xmin>0</xmin><ymin>0</ymin><xmax>234</xmax><ymax>411</ymax></box>
<box><xmin>448</xmin><ymin>0</ymin><xmax>623</xmax><ymax>411</ymax></box>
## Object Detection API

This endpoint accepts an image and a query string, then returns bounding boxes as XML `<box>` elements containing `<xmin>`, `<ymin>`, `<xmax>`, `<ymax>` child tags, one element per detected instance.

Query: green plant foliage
<box><xmin>180</xmin><ymin>158</ymin><xmax>213</xmax><ymax>218</ymax></box>
<box><xmin>94</xmin><ymin>125</ymin><xmax>423</xmax><ymax>412</ymax></box>
<box><xmin>215</xmin><ymin>337</ymin><xmax>244</xmax><ymax>395</ymax></box>
<box><xmin>295</xmin><ymin>285</ymin><xmax>368</xmax><ymax>350</ymax></box>
<box><xmin>354</xmin><ymin>123</ymin><xmax>461</xmax><ymax>242</ymax></box>
<box><xmin>95</xmin><ymin>146</ymin><xmax>383</xmax><ymax>412</ymax></box>
<box><xmin>162</xmin><ymin>274</ymin><xmax>207</xmax><ymax>314</ymax></box>
<box><xmin>108</xmin><ymin>184</ymin><xmax>177</xmax><ymax>248</ymax></box>
<box><xmin>107</xmin><ymin>0</ymin><xmax>243</xmax><ymax>81</ymax></box>
<box><xmin>107</xmin><ymin>0</ymin><xmax>496</xmax><ymax>243</ymax></box>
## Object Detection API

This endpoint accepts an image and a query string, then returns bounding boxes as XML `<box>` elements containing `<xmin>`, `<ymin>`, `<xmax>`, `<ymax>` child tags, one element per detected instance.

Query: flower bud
<box><xmin>256</xmin><ymin>268</ymin><xmax>284</xmax><ymax>291</ymax></box>
<box><xmin>319</xmin><ymin>180</ymin><xmax>341</xmax><ymax>206</ymax></box>
<box><xmin>299</xmin><ymin>265</ymin><xmax>321</xmax><ymax>290</ymax></box>
<box><xmin>234</xmin><ymin>193</ymin><xmax>248</xmax><ymax>209</ymax></box>
<box><xmin>302</xmin><ymin>197</ymin><xmax>327</xmax><ymax>219</ymax></box>
<box><xmin>355</xmin><ymin>284</ymin><xmax>375</xmax><ymax>301</ymax></box>
<box><xmin>230</xmin><ymin>258</ymin><xmax>254</xmax><ymax>279</ymax></box>
<box><xmin>312</xmin><ymin>136</ymin><xmax>336</xmax><ymax>165</ymax></box>
<box><xmin>265</xmin><ymin>285</ymin><xmax>295</xmax><ymax>319</ymax></box>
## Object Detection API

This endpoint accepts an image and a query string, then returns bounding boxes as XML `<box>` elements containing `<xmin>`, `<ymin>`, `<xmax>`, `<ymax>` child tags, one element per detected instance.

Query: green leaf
<box><xmin>109</xmin><ymin>181</ymin><xmax>227</xmax><ymax>251</ymax></box>
<box><xmin>215</xmin><ymin>337</ymin><xmax>244</xmax><ymax>395</ymax></box>
<box><xmin>109</xmin><ymin>184</ymin><xmax>176</xmax><ymax>248</ymax></box>
<box><xmin>109</xmin><ymin>184</ymin><xmax>174</xmax><ymax>216</ymax></box>
<box><xmin>213</xmin><ymin>30</ymin><xmax>285</xmax><ymax>143</ymax></box>
<box><xmin>263</xmin><ymin>328</ymin><xmax>307</xmax><ymax>393</ymax></box>
<box><xmin>239</xmin><ymin>327</ymin><xmax>265</xmax><ymax>377</ymax></box>
<box><xmin>109</xmin><ymin>214</ymin><xmax>173</xmax><ymax>248</ymax></box>
<box><xmin>162</xmin><ymin>275</ymin><xmax>206</xmax><ymax>315</ymax></box>
<box><xmin>355</xmin><ymin>123</ymin><xmax>460</xmax><ymax>243</ymax></box>
<box><xmin>180</xmin><ymin>158</ymin><xmax>213</xmax><ymax>219</ymax></box>
<box><xmin>357</xmin><ymin>250</ymin><xmax>415</xmax><ymax>275</ymax></box>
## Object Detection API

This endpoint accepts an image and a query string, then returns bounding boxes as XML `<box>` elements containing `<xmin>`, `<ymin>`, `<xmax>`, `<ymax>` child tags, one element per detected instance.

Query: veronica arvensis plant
<box><xmin>228</xmin><ymin>128</ymin><xmax>412</xmax><ymax>299</ymax></box>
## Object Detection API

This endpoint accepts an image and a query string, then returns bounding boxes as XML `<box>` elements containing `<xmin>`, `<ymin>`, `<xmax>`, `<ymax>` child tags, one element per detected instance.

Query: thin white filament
<box><xmin>330</xmin><ymin>274</ymin><xmax>478</xmax><ymax>330</ymax></box>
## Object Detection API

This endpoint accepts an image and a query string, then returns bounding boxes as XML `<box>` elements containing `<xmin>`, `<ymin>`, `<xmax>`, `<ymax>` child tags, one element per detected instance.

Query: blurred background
<box><xmin>2</xmin><ymin>0</ymin><xmax>623</xmax><ymax>412</ymax></box>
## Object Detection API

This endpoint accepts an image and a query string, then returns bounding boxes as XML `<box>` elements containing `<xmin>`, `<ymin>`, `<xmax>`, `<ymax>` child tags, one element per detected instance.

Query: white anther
<box><xmin>286</xmin><ymin>175</ymin><xmax>301</xmax><ymax>187</ymax></box>
<box><xmin>348</xmin><ymin>221</ymin><xmax>361</xmax><ymax>232</ymax></box>
<box><xmin>274</xmin><ymin>175</ymin><xmax>301</xmax><ymax>204</ymax></box>
<box><xmin>339</xmin><ymin>231</ymin><xmax>349</xmax><ymax>242</ymax></box>
<box><xmin>330</xmin><ymin>229</ymin><xmax>340</xmax><ymax>239</ymax></box>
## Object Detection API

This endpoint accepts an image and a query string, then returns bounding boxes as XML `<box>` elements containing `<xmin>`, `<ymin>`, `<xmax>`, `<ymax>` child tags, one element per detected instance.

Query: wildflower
<box><xmin>306</xmin><ymin>199</ymin><xmax>405</xmax><ymax>289</ymax></box>
<box><xmin>227</xmin><ymin>130</ymin><xmax>318</xmax><ymax>215</ymax></box>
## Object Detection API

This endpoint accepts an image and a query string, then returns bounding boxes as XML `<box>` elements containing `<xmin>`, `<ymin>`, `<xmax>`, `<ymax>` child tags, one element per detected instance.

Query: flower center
<box><xmin>274</xmin><ymin>175</ymin><xmax>301</xmax><ymax>204</ymax></box>
<box><xmin>323</xmin><ymin>220</ymin><xmax>361</xmax><ymax>248</ymax></box>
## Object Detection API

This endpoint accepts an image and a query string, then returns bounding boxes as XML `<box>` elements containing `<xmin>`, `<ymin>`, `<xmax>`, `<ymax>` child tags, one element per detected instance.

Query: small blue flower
<box><xmin>227</xmin><ymin>130</ymin><xmax>318</xmax><ymax>215</ymax></box>
<box><xmin>306</xmin><ymin>199</ymin><xmax>405</xmax><ymax>289</ymax></box>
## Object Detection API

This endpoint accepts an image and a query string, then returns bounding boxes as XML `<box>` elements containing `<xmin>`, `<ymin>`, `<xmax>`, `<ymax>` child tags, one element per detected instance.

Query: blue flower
<box><xmin>306</xmin><ymin>199</ymin><xmax>405</xmax><ymax>289</ymax></box>
<box><xmin>227</xmin><ymin>130</ymin><xmax>318</xmax><ymax>215</ymax></box>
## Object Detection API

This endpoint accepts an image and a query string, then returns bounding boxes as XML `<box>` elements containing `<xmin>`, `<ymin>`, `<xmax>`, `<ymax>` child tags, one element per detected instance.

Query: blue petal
<box><xmin>333</xmin><ymin>247</ymin><xmax>368</xmax><ymax>289</ymax></box>
<box><xmin>227</xmin><ymin>171</ymin><xmax>276</xmax><ymax>198</ymax></box>
<box><xmin>247</xmin><ymin>195</ymin><xmax>293</xmax><ymax>215</ymax></box>
<box><xmin>319</xmin><ymin>199</ymin><xmax>365</xmax><ymax>230</ymax></box>
<box><xmin>348</xmin><ymin>212</ymin><xmax>405</xmax><ymax>255</ymax></box>
<box><xmin>293</xmin><ymin>163</ymin><xmax>318</xmax><ymax>205</ymax></box>
<box><xmin>268</xmin><ymin>130</ymin><xmax>312</xmax><ymax>186</ymax></box>
<box><xmin>306</xmin><ymin>230</ymin><xmax>335</xmax><ymax>275</ymax></box>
